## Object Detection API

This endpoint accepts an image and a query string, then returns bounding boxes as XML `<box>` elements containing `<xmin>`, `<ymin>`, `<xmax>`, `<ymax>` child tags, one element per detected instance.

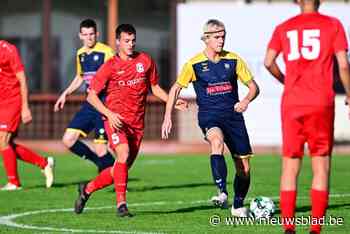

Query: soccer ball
<box><xmin>249</xmin><ymin>196</ymin><xmax>275</xmax><ymax>219</ymax></box>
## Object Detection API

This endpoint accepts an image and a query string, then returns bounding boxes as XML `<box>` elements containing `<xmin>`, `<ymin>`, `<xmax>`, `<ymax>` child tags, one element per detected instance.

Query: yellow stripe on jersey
<box><xmin>221</xmin><ymin>51</ymin><xmax>253</xmax><ymax>86</ymax></box>
<box><xmin>176</xmin><ymin>51</ymin><xmax>253</xmax><ymax>88</ymax></box>
<box><xmin>76</xmin><ymin>42</ymin><xmax>115</xmax><ymax>76</ymax></box>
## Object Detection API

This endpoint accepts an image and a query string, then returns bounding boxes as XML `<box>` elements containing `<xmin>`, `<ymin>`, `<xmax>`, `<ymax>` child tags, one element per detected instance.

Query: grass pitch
<box><xmin>0</xmin><ymin>153</ymin><xmax>349</xmax><ymax>233</ymax></box>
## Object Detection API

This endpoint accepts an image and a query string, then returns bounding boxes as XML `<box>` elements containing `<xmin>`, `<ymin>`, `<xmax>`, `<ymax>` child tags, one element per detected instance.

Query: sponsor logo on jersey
<box><xmin>201</xmin><ymin>62</ymin><xmax>209</xmax><ymax>72</ymax></box>
<box><xmin>82</xmin><ymin>71</ymin><xmax>96</xmax><ymax>85</ymax></box>
<box><xmin>136</xmin><ymin>63</ymin><xmax>144</xmax><ymax>73</ymax></box>
<box><xmin>0</xmin><ymin>124</ymin><xmax>8</xmax><ymax>129</ymax></box>
<box><xmin>206</xmin><ymin>81</ymin><xmax>233</xmax><ymax>95</ymax></box>
<box><xmin>117</xmin><ymin>70</ymin><xmax>125</xmax><ymax>75</ymax></box>
<box><xmin>118</xmin><ymin>77</ymin><xmax>146</xmax><ymax>87</ymax></box>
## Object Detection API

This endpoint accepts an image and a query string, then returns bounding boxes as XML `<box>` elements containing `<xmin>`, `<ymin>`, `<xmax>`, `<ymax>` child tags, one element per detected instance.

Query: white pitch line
<box><xmin>0</xmin><ymin>193</ymin><xmax>349</xmax><ymax>233</ymax></box>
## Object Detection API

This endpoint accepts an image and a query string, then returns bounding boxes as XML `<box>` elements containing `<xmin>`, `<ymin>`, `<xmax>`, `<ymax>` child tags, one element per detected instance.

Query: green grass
<box><xmin>0</xmin><ymin>154</ymin><xmax>349</xmax><ymax>233</ymax></box>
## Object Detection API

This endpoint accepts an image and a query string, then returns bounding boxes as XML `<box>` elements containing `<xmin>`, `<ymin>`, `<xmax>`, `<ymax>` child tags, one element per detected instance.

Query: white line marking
<box><xmin>0</xmin><ymin>193</ymin><xmax>349</xmax><ymax>233</ymax></box>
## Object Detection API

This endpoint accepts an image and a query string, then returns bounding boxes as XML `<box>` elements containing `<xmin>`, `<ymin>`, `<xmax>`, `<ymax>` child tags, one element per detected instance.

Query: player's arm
<box><xmin>234</xmin><ymin>79</ymin><xmax>260</xmax><ymax>113</ymax></box>
<box><xmin>54</xmin><ymin>54</ymin><xmax>85</xmax><ymax>112</ymax></box>
<box><xmin>150</xmin><ymin>84</ymin><xmax>188</xmax><ymax>111</ymax></box>
<box><xmin>335</xmin><ymin>50</ymin><xmax>350</xmax><ymax>118</ymax></box>
<box><xmin>16</xmin><ymin>71</ymin><xmax>32</xmax><ymax>124</ymax></box>
<box><xmin>87</xmin><ymin>90</ymin><xmax>123</xmax><ymax>129</ymax></box>
<box><xmin>161</xmin><ymin>83</ymin><xmax>183</xmax><ymax>139</ymax></box>
<box><xmin>264</xmin><ymin>48</ymin><xmax>285</xmax><ymax>84</ymax></box>
<box><xmin>87</xmin><ymin>62</ymin><xmax>123</xmax><ymax>129</ymax></box>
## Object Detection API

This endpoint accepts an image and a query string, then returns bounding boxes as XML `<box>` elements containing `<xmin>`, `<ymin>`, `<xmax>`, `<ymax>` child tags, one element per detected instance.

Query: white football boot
<box><xmin>43</xmin><ymin>157</ymin><xmax>55</xmax><ymax>188</ymax></box>
<box><xmin>211</xmin><ymin>192</ymin><xmax>228</xmax><ymax>208</ymax></box>
<box><xmin>0</xmin><ymin>182</ymin><xmax>22</xmax><ymax>191</ymax></box>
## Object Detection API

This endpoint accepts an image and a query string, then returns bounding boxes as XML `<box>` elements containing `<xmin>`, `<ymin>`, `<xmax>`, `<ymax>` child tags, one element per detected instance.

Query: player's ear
<box><xmin>116</xmin><ymin>38</ymin><xmax>120</xmax><ymax>46</ymax></box>
<box><xmin>78</xmin><ymin>32</ymin><xmax>83</xmax><ymax>40</ymax></box>
<box><xmin>96</xmin><ymin>31</ymin><xmax>100</xmax><ymax>38</ymax></box>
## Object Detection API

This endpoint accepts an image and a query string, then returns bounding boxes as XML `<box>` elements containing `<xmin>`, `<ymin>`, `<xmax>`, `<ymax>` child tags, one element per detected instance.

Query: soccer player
<box><xmin>0</xmin><ymin>40</ymin><xmax>54</xmax><ymax>191</ymax></box>
<box><xmin>264</xmin><ymin>1</ymin><xmax>350</xmax><ymax>234</ymax></box>
<box><xmin>162</xmin><ymin>19</ymin><xmax>259</xmax><ymax>217</ymax></box>
<box><xmin>54</xmin><ymin>19</ymin><xmax>115</xmax><ymax>172</ymax></box>
<box><xmin>73</xmin><ymin>24</ymin><xmax>187</xmax><ymax>217</ymax></box>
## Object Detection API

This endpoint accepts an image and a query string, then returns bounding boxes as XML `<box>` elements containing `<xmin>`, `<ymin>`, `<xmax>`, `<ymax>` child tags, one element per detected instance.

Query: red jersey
<box><xmin>0</xmin><ymin>40</ymin><xmax>25</xmax><ymax>101</ymax></box>
<box><xmin>268</xmin><ymin>12</ymin><xmax>348</xmax><ymax>107</ymax></box>
<box><xmin>90</xmin><ymin>52</ymin><xmax>159</xmax><ymax>129</ymax></box>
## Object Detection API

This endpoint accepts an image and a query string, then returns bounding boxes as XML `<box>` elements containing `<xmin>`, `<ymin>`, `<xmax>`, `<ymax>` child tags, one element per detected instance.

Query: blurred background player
<box><xmin>54</xmin><ymin>19</ymin><xmax>115</xmax><ymax>172</ymax></box>
<box><xmin>73</xmin><ymin>24</ymin><xmax>187</xmax><ymax>217</ymax></box>
<box><xmin>0</xmin><ymin>40</ymin><xmax>54</xmax><ymax>191</ymax></box>
<box><xmin>264</xmin><ymin>0</ymin><xmax>350</xmax><ymax>233</ymax></box>
<box><xmin>161</xmin><ymin>19</ymin><xmax>259</xmax><ymax>217</ymax></box>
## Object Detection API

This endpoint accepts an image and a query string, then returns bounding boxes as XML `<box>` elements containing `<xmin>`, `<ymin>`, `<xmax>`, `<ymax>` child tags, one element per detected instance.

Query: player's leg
<box><xmin>280</xmin><ymin>106</ymin><xmax>305</xmax><ymax>233</ymax></box>
<box><xmin>223</xmin><ymin>117</ymin><xmax>252</xmax><ymax>217</ymax></box>
<box><xmin>126</xmin><ymin>129</ymin><xmax>143</xmax><ymax>169</ymax></box>
<box><xmin>92</xmin><ymin>115</ymin><xmax>115</xmax><ymax>170</ymax></box>
<box><xmin>0</xmin><ymin>131</ymin><xmax>21</xmax><ymax>190</ymax></box>
<box><xmin>307</xmin><ymin>107</ymin><xmax>334</xmax><ymax>234</ymax></box>
<box><xmin>0</xmin><ymin>103</ymin><xmax>22</xmax><ymax>190</ymax></box>
<box><xmin>63</xmin><ymin>105</ymin><xmax>104</xmax><ymax>169</ymax></box>
<box><xmin>205</xmin><ymin>127</ymin><xmax>228</xmax><ymax>207</ymax></box>
<box><xmin>11</xmin><ymin>140</ymin><xmax>54</xmax><ymax>188</ymax></box>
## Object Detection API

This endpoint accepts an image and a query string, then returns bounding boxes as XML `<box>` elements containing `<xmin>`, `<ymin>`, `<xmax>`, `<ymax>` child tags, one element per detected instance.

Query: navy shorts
<box><xmin>67</xmin><ymin>101</ymin><xmax>107</xmax><ymax>143</ymax></box>
<box><xmin>198</xmin><ymin>111</ymin><xmax>252</xmax><ymax>157</ymax></box>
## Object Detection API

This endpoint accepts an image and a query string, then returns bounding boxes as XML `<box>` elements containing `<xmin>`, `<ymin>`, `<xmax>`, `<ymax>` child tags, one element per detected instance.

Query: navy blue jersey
<box><xmin>177</xmin><ymin>50</ymin><xmax>253</xmax><ymax>114</ymax></box>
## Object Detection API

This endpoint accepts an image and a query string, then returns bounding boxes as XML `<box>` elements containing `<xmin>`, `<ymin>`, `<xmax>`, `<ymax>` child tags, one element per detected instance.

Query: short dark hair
<box><xmin>80</xmin><ymin>19</ymin><xmax>97</xmax><ymax>32</ymax></box>
<box><xmin>116</xmin><ymin>24</ymin><xmax>136</xmax><ymax>39</ymax></box>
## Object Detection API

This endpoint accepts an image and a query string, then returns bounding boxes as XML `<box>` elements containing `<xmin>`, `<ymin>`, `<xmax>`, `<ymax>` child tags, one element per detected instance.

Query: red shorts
<box><xmin>104</xmin><ymin>121</ymin><xmax>144</xmax><ymax>159</ymax></box>
<box><xmin>281</xmin><ymin>105</ymin><xmax>334</xmax><ymax>158</ymax></box>
<box><xmin>0</xmin><ymin>98</ymin><xmax>21</xmax><ymax>132</ymax></box>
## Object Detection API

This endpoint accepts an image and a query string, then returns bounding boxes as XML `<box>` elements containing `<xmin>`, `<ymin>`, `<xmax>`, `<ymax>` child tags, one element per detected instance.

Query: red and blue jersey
<box><xmin>177</xmin><ymin>51</ymin><xmax>253</xmax><ymax>115</ymax></box>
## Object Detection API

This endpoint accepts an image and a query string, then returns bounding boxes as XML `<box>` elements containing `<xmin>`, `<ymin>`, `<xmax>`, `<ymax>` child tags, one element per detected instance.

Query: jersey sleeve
<box><xmin>148</xmin><ymin>58</ymin><xmax>159</xmax><ymax>86</ymax></box>
<box><xmin>76</xmin><ymin>53</ymin><xmax>82</xmax><ymax>76</ymax></box>
<box><xmin>89</xmin><ymin>62</ymin><xmax>111</xmax><ymax>94</ymax></box>
<box><xmin>268</xmin><ymin>25</ymin><xmax>282</xmax><ymax>53</ymax></box>
<box><xmin>176</xmin><ymin>62</ymin><xmax>196</xmax><ymax>88</ymax></box>
<box><xmin>333</xmin><ymin>19</ymin><xmax>348</xmax><ymax>53</ymax></box>
<box><xmin>236</xmin><ymin>56</ymin><xmax>253</xmax><ymax>85</ymax></box>
<box><xmin>9</xmin><ymin>45</ymin><xmax>24</xmax><ymax>74</ymax></box>
<box><xmin>104</xmin><ymin>47</ymin><xmax>115</xmax><ymax>62</ymax></box>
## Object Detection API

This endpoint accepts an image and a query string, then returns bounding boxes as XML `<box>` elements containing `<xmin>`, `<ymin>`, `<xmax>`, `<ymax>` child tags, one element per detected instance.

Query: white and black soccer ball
<box><xmin>249</xmin><ymin>196</ymin><xmax>275</xmax><ymax>219</ymax></box>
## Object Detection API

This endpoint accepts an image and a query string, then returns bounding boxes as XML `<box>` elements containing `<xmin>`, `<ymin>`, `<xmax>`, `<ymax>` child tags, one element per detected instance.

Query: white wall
<box><xmin>177</xmin><ymin>2</ymin><xmax>350</xmax><ymax>145</ymax></box>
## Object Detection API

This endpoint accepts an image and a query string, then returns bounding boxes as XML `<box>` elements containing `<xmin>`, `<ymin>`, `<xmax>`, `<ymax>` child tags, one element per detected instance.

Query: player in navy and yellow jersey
<box><xmin>54</xmin><ymin>19</ymin><xmax>115</xmax><ymax>172</ymax></box>
<box><xmin>162</xmin><ymin>19</ymin><xmax>259</xmax><ymax>217</ymax></box>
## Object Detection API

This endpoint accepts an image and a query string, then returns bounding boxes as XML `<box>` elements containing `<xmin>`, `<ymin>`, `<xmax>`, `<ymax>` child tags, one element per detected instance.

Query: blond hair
<box><xmin>201</xmin><ymin>19</ymin><xmax>226</xmax><ymax>41</ymax></box>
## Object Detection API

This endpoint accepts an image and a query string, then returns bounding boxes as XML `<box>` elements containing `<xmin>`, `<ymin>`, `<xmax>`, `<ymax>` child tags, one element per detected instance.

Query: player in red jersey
<box><xmin>264</xmin><ymin>1</ymin><xmax>350</xmax><ymax>234</ymax></box>
<box><xmin>0</xmin><ymin>40</ymin><xmax>54</xmax><ymax>191</ymax></box>
<box><xmin>73</xmin><ymin>24</ymin><xmax>187</xmax><ymax>217</ymax></box>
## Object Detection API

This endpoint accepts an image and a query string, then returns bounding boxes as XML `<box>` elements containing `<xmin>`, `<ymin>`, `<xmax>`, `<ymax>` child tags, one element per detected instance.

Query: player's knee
<box><xmin>210</xmin><ymin>138</ymin><xmax>224</xmax><ymax>153</ymax></box>
<box><xmin>0</xmin><ymin>134</ymin><xmax>10</xmax><ymax>150</ymax></box>
<box><xmin>94</xmin><ymin>146</ymin><xmax>107</xmax><ymax>157</ymax></box>
<box><xmin>236</xmin><ymin>158</ymin><xmax>250</xmax><ymax>176</ymax></box>
<box><xmin>62</xmin><ymin>133</ymin><xmax>78</xmax><ymax>148</ymax></box>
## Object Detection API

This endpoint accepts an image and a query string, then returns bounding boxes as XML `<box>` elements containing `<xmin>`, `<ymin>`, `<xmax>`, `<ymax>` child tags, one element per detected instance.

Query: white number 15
<box><xmin>287</xmin><ymin>29</ymin><xmax>320</xmax><ymax>61</ymax></box>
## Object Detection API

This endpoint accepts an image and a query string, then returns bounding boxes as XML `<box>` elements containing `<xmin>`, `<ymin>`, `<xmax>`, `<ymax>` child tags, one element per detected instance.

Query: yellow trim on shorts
<box><xmin>94</xmin><ymin>139</ymin><xmax>107</xmax><ymax>144</ymax></box>
<box><xmin>233</xmin><ymin>154</ymin><xmax>254</xmax><ymax>159</ymax></box>
<box><xmin>66</xmin><ymin>128</ymin><xmax>88</xmax><ymax>137</ymax></box>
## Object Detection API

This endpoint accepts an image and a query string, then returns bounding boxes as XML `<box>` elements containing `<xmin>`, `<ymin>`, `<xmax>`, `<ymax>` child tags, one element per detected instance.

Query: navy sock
<box><xmin>210</xmin><ymin>154</ymin><xmax>227</xmax><ymax>194</ymax></box>
<box><xmin>233</xmin><ymin>173</ymin><xmax>250</xmax><ymax>208</ymax></box>
<box><xmin>99</xmin><ymin>152</ymin><xmax>115</xmax><ymax>170</ymax></box>
<box><xmin>69</xmin><ymin>140</ymin><xmax>102</xmax><ymax>168</ymax></box>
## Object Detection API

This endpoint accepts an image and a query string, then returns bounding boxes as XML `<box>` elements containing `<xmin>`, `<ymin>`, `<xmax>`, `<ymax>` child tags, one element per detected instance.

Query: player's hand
<box><xmin>161</xmin><ymin>116</ymin><xmax>172</xmax><ymax>139</ymax></box>
<box><xmin>174</xmin><ymin>99</ymin><xmax>188</xmax><ymax>111</ymax></box>
<box><xmin>107</xmin><ymin>112</ymin><xmax>124</xmax><ymax>130</ymax></box>
<box><xmin>54</xmin><ymin>94</ymin><xmax>67</xmax><ymax>112</ymax></box>
<box><xmin>234</xmin><ymin>99</ymin><xmax>249</xmax><ymax>113</ymax></box>
<box><xmin>21</xmin><ymin>107</ymin><xmax>32</xmax><ymax>124</ymax></box>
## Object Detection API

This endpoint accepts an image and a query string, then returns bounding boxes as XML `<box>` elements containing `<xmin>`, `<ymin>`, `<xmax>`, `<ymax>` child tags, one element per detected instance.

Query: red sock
<box><xmin>1</xmin><ymin>146</ymin><xmax>20</xmax><ymax>186</ymax></box>
<box><xmin>310</xmin><ymin>189</ymin><xmax>329</xmax><ymax>234</ymax></box>
<box><xmin>14</xmin><ymin>144</ymin><xmax>47</xmax><ymax>169</ymax></box>
<box><xmin>280</xmin><ymin>190</ymin><xmax>297</xmax><ymax>231</ymax></box>
<box><xmin>85</xmin><ymin>167</ymin><xmax>114</xmax><ymax>194</ymax></box>
<box><xmin>114</xmin><ymin>162</ymin><xmax>128</xmax><ymax>206</ymax></box>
